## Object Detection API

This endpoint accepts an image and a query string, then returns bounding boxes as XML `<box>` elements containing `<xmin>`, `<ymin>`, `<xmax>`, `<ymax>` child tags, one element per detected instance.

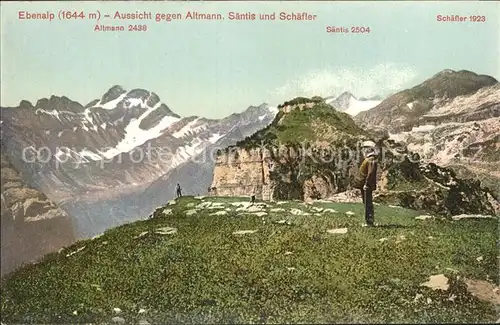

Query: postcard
<box><xmin>1</xmin><ymin>1</ymin><xmax>499</xmax><ymax>323</ymax></box>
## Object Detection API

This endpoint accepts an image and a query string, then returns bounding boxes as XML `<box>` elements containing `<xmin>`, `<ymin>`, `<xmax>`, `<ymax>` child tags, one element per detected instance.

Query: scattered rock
<box><xmin>448</xmin><ymin>294</ymin><xmax>457</xmax><ymax>302</ymax></box>
<box><xmin>113</xmin><ymin>308</ymin><xmax>122</xmax><ymax>314</ymax></box>
<box><xmin>426</xmin><ymin>297</ymin><xmax>432</xmax><ymax>304</ymax></box>
<box><xmin>225</xmin><ymin>208</ymin><xmax>231</xmax><ymax>211</ymax></box>
<box><xmin>167</xmin><ymin>200</ymin><xmax>177</xmax><ymax>205</ymax></box>
<box><xmin>133</xmin><ymin>231</ymin><xmax>149</xmax><ymax>239</ymax></box>
<box><xmin>210</xmin><ymin>211</ymin><xmax>228</xmax><ymax>216</ymax></box>
<box><xmin>322</xmin><ymin>208</ymin><xmax>337</xmax><ymax>213</ymax></box>
<box><xmin>452</xmin><ymin>214</ymin><xmax>495</xmax><ymax>221</ymax></box>
<box><xmin>312</xmin><ymin>207</ymin><xmax>324</xmax><ymax>212</ymax></box>
<box><xmin>111</xmin><ymin>316</ymin><xmax>125</xmax><ymax>324</ymax></box>
<box><xmin>66</xmin><ymin>246</ymin><xmax>86</xmax><ymax>257</ymax></box>
<box><xmin>284</xmin><ymin>251</ymin><xmax>293</xmax><ymax>255</ymax></box>
<box><xmin>194</xmin><ymin>196</ymin><xmax>205</xmax><ymax>200</ymax></box>
<box><xmin>379</xmin><ymin>238</ymin><xmax>389</xmax><ymax>242</ymax></box>
<box><xmin>420</xmin><ymin>274</ymin><xmax>449</xmax><ymax>291</ymax></box>
<box><xmin>233</xmin><ymin>230</ymin><xmax>257</xmax><ymax>235</ymax></box>
<box><xmin>185</xmin><ymin>209</ymin><xmax>198</xmax><ymax>216</ymax></box>
<box><xmin>138</xmin><ymin>320</ymin><xmax>150</xmax><ymax>325</ymax></box>
<box><xmin>290</xmin><ymin>208</ymin><xmax>310</xmax><ymax>216</ymax></box>
<box><xmin>271</xmin><ymin>208</ymin><xmax>286</xmax><ymax>212</ymax></box>
<box><xmin>276</xmin><ymin>219</ymin><xmax>287</xmax><ymax>224</ymax></box>
<box><xmin>327</xmin><ymin>228</ymin><xmax>348</xmax><ymax>234</ymax></box>
<box><xmin>138</xmin><ymin>308</ymin><xmax>147</xmax><ymax>314</ymax></box>
<box><xmin>345</xmin><ymin>211</ymin><xmax>355</xmax><ymax>216</ymax></box>
<box><xmin>476</xmin><ymin>256</ymin><xmax>484</xmax><ymax>262</ymax></box>
<box><xmin>196</xmin><ymin>202</ymin><xmax>212</xmax><ymax>209</ymax></box>
<box><xmin>207</xmin><ymin>203</ymin><xmax>226</xmax><ymax>209</ymax></box>
<box><xmin>156</xmin><ymin>227</ymin><xmax>177</xmax><ymax>235</ymax></box>
<box><xmin>276</xmin><ymin>201</ymin><xmax>287</xmax><ymax>205</ymax></box>
<box><xmin>428</xmin><ymin>236</ymin><xmax>435</xmax><ymax>239</ymax></box>
<box><xmin>162</xmin><ymin>209</ymin><xmax>173</xmax><ymax>216</ymax></box>
<box><xmin>415</xmin><ymin>215</ymin><xmax>434</xmax><ymax>220</ymax></box>
<box><xmin>287</xmin><ymin>267</ymin><xmax>296</xmax><ymax>271</ymax></box>
<box><xmin>414</xmin><ymin>293</ymin><xmax>423</xmax><ymax>302</ymax></box>
<box><xmin>72</xmin><ymin>310</ymin><xmax>78</xmax><ymax>316</ymax></box>
<box><xmin>389</xmin><ymin>205</ymin><xmax>403</xmax><ymax>209</ymax></box>
<box><xmin>253</xmin><ymin>212</ymin><xmax>267</xmax><ymax>217</ymax></box>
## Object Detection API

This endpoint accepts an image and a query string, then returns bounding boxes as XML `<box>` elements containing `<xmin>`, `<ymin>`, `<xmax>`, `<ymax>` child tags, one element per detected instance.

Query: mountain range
<box><xmin>1</xmin><ymin>68</ymin><xmax>499</xmax><ymax>274</ymax></box>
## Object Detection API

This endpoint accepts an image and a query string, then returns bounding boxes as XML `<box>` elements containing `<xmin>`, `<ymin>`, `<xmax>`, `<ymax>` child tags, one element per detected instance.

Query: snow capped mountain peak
<box><xmin>326</xmin><ymin>91</ymin><xmax>381</xmax><ymax>116</ymax></box>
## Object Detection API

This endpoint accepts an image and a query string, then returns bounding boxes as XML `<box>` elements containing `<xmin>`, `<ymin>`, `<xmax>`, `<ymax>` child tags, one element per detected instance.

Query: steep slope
<box><xmin>211</xmin><ymin>94</ymin><xmax>498</xmax><ymax>216</ymax></box>
<box><xmin>1</xmin><ymin>197</ymin><xmax>498</xmax><ymax>324</ymax></box>
<box><xmin>384</xmin><ymin>83</ymin><xmax>500</xmax><ymax>195</ymax></box>
<box><xmin>355</xmin><ymin>70</ymin><xmax>497</xmax><ymax>132</ymax></box>
<box><xmin>211</xmin><ymin>98</ymin><xmax>371</xmax><ymax>201</ymax></box>
<box><xmin>1</xmin><ymin>147</ymin><xmax>75</xmax><ymax>276</ymax></box>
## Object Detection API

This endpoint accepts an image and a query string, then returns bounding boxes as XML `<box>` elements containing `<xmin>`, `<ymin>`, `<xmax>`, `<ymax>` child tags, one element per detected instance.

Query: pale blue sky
<box><xmin>1</xmin><ymin>1</ymin><xmax>498</xmax><ymax>118</ymax></box>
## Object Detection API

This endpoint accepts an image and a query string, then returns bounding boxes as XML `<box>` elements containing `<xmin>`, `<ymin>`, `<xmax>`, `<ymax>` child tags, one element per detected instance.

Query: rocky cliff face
<box><xmin>210</xmin><ymin>98</ymin><xmax>370</xmax><ymax>201</ymax></box>
<box><xmin>1</xmin><ymin>150</ymin><xmax>75</xmax><ymax>276</ymax></box>
<box><xmin>375</xmin><ymin>158</ymin><xmax>498</xmax><ymax>216</ymax></box>
<box><xmin>210</xmin><ymin>148</ymin><xmax>273</xmax><ymax>200</ymax></box>
<box><xmin>355</xmin><ymin>70</ymin><xmax>497</xmax><ymax>132</ymax></box>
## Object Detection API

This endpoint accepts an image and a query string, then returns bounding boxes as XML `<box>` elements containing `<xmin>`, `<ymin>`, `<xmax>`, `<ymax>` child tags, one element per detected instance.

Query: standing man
<box><xmin>176</xmin><ymin>183</ymin><xmax>182</xmax><ymax>198</ymax></box>
<box><xmin>355</xmin><ymin>147</ymin><xmax>378</xmax><ymax>226</ymax></box>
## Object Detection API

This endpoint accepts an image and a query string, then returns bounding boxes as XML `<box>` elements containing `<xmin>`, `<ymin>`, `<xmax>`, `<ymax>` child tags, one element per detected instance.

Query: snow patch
<box><xmin>100</xmin><ymin>98</ymin><xmax>180</xmax><ymax>159</ymax></box>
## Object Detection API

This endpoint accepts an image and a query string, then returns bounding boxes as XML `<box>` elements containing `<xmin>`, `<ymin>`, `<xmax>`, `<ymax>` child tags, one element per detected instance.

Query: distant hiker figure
<box><xmin>250</xmin><ymin>187</ymin><xmax>256</xmax><ymax>204</ymax></box>
<box><xmin>354</xmin><ymin>147</ymin><xmax>378</xmax><ymax>226</ymax></box>
<box><xmin>176</xmin><ymin>183</ymin><xmax>182</xmax><ymax>198</ymax></box>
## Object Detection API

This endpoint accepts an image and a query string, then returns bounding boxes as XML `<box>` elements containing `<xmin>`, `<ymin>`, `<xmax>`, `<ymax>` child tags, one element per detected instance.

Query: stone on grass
<box><xmin>271</xmin><ymin>208</ymin><xmax>286</xmax><ymax>212</ymax></box>
<box><xmin>133</xmin><ymin>231</ymin><xmax>149</xmax><ymax>239</ymax></box>
<box><xmin>196</xmin><ymin>202</ymin><xmax>212</xmax><ymax>209</ymax></box>
<box><xmin>233</xmin><ymin>230</ymin><xmax>257</xmax><ymax>235</ymax></box>
<box><xmin>476</xmin><ymin>256</ymin><xmax>484</xmax><ymax>262</ymax></box>
<box><xmin>162</xmin><ymin>209</ymin><xmax>173</xmax><ymax>216</ymax></box>
<box><xmin>253</xmin><ymin>212</ymin><xmax>267</xmax><ymax>217</ymax></box>
<box><xmin>113</xmin><ymin>308</ymin><xmax>122</xmax><ymax>314</ymax></box>
<box><xmin>327</xmin><ymin>228</ymin><xmax>348</xmax><ymax>234</ymax></box>
<box><xmin>138</xmin><ymin>308</ymin><xmax>147</xmax><ymax>314</ymax></box>
<box><xmin>66</xmin><ymin>246</ymin><xmax>86</xmax><ymax>257</ymax></box>
<box><xmin>452</xmin><ymin>214</ymin><xmax>495</xmax><ymax>221</ymax></box>
<box><xmin>138</xmin><ymin>320</ymin><xmax>150</xmax><ymax>325</ymax></box>
<box><xmin>322</xmin><ymin>209</ymin><xmax>337</xmax><ymax>213</ymax></box>
<box><xmin>420</xmin><ymin>274</ymin><xmax>449</xmax><ymax>291</ymax></box>
<box><xmin>194</xmin><ymin>196</ymin><xmax>205</xmax><ymax>200</ymax></box>
<box><xmin>112</xmin><ymin>316</ymin><xmax>125</xmax><ymax>324</ymax></box>
<box><xmin>415</xmin><ymin>215</ymin><xmax>434</xmax><ymax>220</ymax></box>
<box><xmin>210</xmin><ymin>210</ymin><xmax>228</xmax><ymax>216</ymax></box>
<box><xmin>156</xmin><ymin>227</ymin><xmax>177</xmax><ymax>235</ymax></box>
<box><xmin>345</xmin><ymin>211</ymin><xmax>355</xmax><ymax>216</ymax></box>
<box><xmin>185</xmin><ymin>209</ymin><xmax>198</xmax><ymax>216</ymax></box>
<box><xmin>167</xmin><ymin>200</ymin><xmax>177</xmax><ymax>205</ymax></box>
<box><xmin>379</xmin><ymin>238</ymin><xmax>389</xmax><ymax>242</ymax></box>
<box><xmin>290</xmin><ymin>208</ymin><xmax>310</xmax><ymax>216</ymax></box>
